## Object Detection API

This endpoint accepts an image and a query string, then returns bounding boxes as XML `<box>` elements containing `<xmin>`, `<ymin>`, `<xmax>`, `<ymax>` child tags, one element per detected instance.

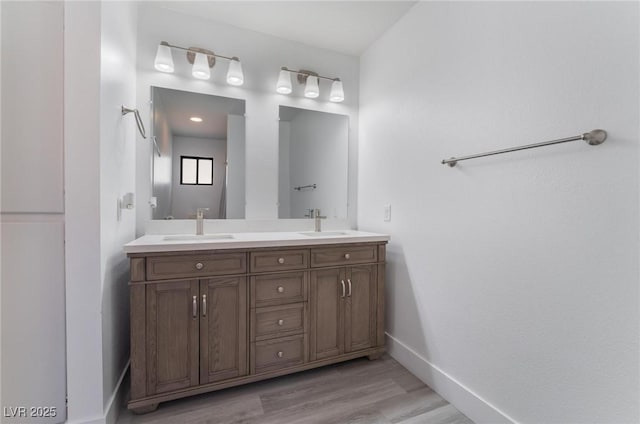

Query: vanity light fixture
<box><xmin>154</xmin><ymin>42</ymin><xmax>174</xmax><ymax>73</ymax></box>
<box><xmin>329</xmin><ymin>80</ymin><xmax>344</xmax><ymax>102</ymax></box>
<box><xmin>192</xmin><ymin>52</ymin><xmax>211</xmax><ymax>80</ymax></box>
<box><xmin>276</xmin><ymin>67</ymin><xmax>344</xmax><ymax>102</ymax></box>
<box><xmin>304</xmin><ymin>76</ymin><xmax>320</xmax><ymax>98</ymax></box>
<box><xmin>153</xmin><ymin>41</ymin><xmax>244</xmax><ymax>86</ymax></box>
<box><xmin>276</xmin><ymin>67</ymin><xmax>293</xmax><ymax>94</ymax></box>
<box><xmin>226</xmin><ymin>57</ymin><xmax>244</xmax><ymax>86</ymax></box>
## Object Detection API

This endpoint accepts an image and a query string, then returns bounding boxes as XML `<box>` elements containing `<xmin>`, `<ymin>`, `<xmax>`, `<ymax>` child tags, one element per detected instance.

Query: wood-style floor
<box><xmin>117</xmin><ymin>355</ymin><xmax>474</xmax><ymax>424</ymax></box>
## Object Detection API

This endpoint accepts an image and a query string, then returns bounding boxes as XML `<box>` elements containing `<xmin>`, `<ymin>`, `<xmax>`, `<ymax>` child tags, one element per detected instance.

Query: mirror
<box><xmin>151</xmin><ymin>87</ymin><xmax>245</xmax><ymax>219</ymax></box>
<box><xmin>278</xmin><ymin>106</ymin><xmax>348</xmax><ymax>219</ymax></box>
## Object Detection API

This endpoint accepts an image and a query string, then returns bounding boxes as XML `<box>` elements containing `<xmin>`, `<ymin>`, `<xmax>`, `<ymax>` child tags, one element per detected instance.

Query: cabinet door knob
<box><xmin>278</xmin><ymin>257</ymin><xmax>285</xmax><ymax>264</ymax></box>
<box><xmin>277</xmin><ymin>286</ymin><xmax>285</xmax><ymax>293</ymax></box>
<box><xmin>277</xmin><ymin>319</ymin><xmax>284</xmax><ymax>326</ymax></box>
<box><xmin>276</xmin><ymin>351</ymin><xmax>284</xmax><ymax>358</ymax></box>
<box><xmin>195</xmin><ymin>262</ymin><xmax>204</xmax><ymax>270</ymax></box>
<box><xmin>340</xmin><ymin>280</ymin><xmax>346</xmax><ymax>298</ymax></box>
<box><xmin>344</xmin><ymin>253</ymin><xmax>350</xmax><ymax>260</ymax></box>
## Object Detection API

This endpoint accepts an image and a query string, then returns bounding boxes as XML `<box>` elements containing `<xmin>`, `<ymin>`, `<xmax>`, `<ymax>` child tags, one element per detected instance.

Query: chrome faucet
<box><xmin>196</xmin><ymin>208</ymin><xmax>209</xmax><ymax>235</ymax></box>
<box><xmin>314</xmin><ymin>209</ymin><xmax>327</xmax><ymax>232</ymax></box>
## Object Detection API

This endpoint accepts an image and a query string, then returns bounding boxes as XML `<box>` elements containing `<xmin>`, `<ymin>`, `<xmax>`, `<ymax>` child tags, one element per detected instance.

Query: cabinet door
<box><xmin>345</xmin><ymin>265</ymin><xmax>377</xmax><ymax>353</ymax></box>
<box><xmin>146</xmin><ymin>280</ymin><xmax>200</xmax><ymax>395</ymax></box>
<box><xmin>310</xmin><ymin>268</ymin><xmax>345</xmax><ymax>360</ymax></box>
<box><xmin>200</xmin><ymin>277</ymin><xmax>248</xmax><ymax>384</ymax></box>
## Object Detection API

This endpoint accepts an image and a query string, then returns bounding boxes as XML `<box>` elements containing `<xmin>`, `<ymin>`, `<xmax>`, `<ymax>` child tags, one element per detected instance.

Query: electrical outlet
<box><xmin>384</xmin><ymin>204</ymin><xmax>391</xmax><ymax>222</ymax></box>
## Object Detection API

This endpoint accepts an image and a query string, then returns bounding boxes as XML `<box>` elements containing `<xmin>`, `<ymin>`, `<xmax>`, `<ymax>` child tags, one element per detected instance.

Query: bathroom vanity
<box><xmin>124</xmin><ymin>231</ymin><xmax>388</xmax><ymax>412</ymax></box>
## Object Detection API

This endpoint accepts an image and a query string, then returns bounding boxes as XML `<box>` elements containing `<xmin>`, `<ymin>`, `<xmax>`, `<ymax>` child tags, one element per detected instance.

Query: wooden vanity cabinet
<box><xmin>127</xmin><ymin>241</ymin><xmax>386</xmax><ymax>413</ymax></box>
<box><xmin>143</xmin><ymin>276</ymin><xmax>247</xmax><ymax>396</ymax></box>
<box><xmin>144</xmin><ymin>280</ymin><xmax>200</xmax><ymax>396</ymax></box>
<box><xmin>200</xmin><ymin>276</ymin><xmax>248</xmax><ymax>384</ymax></box>
<box><xmin>310</xmin><ymin>247</ymin><xmax>380</xmax><ymax>361</ymax></box>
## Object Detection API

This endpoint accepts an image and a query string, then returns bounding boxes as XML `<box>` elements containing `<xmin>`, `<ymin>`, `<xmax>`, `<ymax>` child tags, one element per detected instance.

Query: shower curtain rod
<box><xmin>441</xmin><ymin>129</ymin><xmax>607</xmax><ymax>167</ymax></box>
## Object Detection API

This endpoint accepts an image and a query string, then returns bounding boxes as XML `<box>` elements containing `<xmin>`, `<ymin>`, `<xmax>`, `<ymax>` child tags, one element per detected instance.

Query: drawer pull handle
<box><xmin>192</xmin><ymin>296</ymin><xmax>198</xmax><ymax>319</ymax></box>
<box><xmin>347</xmin><ymin>279</ymin><xmax>352</xmax><ymax>297</ymax></box>
<box><xmin>202</xmin><ymin>294</ymin><xmax>207</xmax><ymax>317</ymax></box>
<box><xmin>277</xmin><ymin>286</ymin><xmax>285</xmax><ymax>293</ymax></box>
<box><xmin>278</xmin><ymin>257</ymin><xmax>285</xmax><ymax>264</ymax></box>
<box><xmin>277</xmin><ymin>319</ymin><xmax>284</xmax><ymax>326</ymax></box>
<box><xmin>344</xmin><ymin>253</ymin><xmax>351</xmax><ymax>260</ymax></box>
<box><xmin>195</xmin><ymin>262</ymin><xmax>204</xmax><ymax>270</ymax></box>
<box><xmin>340</xmin><ymin>280</ymin><xmax>346</xmax><ymax>298</ymax></box>
<box><xmin>277</xmin><ymin>351</ymin><xmax>284</xmax><ymax>358</ymax></box>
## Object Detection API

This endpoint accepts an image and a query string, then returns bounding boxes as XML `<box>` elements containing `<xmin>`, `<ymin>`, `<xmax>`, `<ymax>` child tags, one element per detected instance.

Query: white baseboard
<box><xmin>65</xmin><ymin>416</ymin><xmax>105</xmax><ymax>424</ymax></box>
<box><xmin>104</xmin><ymin>360</ymin><xmax>130</xmax><ymax>424</ymax></box>
<box><xmin>386</xmin><ymin>333</ymin><xmax>518</xmax><ymax>424</ymax></box>
<box><xmin>64</xmin><ymin>361</ymin><xmax>129</xmax><ymax>424</ymax></box>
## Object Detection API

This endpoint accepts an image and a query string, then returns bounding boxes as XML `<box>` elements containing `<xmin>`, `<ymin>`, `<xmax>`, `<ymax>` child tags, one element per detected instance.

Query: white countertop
<box><xmin>123</xmin><ymin>230</ymin><xmax>390</xmax><ymax>254</ymax></box>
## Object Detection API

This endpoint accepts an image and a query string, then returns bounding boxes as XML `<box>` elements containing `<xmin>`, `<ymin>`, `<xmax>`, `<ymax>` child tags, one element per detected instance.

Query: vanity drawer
<box><xmin>146</xmin><ymin>252</ymin><xmax>247</xmax><ymax>280</ymax></box>
<box><xmin>250</xmin><ymin>249</ymin><xmax>309</xmax><ymax>273</ymax></box>
<box><xmin>310</xmin><ymin>245</ymin><xmax>378</xmax><ymax>267</ymax></box>
<box><xmin>251</xmin><ymin>271</ymin><xmax>307</xmax><ymax>307</ymax></box>
<box><xmin>252</xmin><ymin>303</ymin><xmax>305</xmax><ymax>341</ymax></box>
<box><xmin>253</xmin><ymin>334</ymin><xmax>305</xmax><ymax>374</ymax></box>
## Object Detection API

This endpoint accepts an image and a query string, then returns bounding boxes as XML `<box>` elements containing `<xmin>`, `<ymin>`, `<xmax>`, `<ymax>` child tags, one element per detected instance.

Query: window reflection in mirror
<box><xmin>151</xmin><ymin>87</ymin><xmax>245</xmax><ymax>219</ymax></box>
<box><xmin>278</xmin><ymin>106</ymin><xmax>348</xmax><ymax>219</ymax></box>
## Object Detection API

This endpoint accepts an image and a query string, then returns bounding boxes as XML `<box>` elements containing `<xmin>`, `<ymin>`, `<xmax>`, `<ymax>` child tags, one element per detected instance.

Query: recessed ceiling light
<box><xmin>190</xmin><ymin>116</ymin><xmax>203</xmax><ymax>123</ymax></box>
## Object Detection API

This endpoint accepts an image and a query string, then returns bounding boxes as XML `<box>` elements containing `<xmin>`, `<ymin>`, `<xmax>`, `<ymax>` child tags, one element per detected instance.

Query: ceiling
<box><xmin>148</xmin><ymin>1</ymin><xmax>417</xmax><ymax>56</ymax></box>
<box><xmin>154</xmin><ymin>87</ymin><xmax>245</xmax><ymax>139</ymax></box>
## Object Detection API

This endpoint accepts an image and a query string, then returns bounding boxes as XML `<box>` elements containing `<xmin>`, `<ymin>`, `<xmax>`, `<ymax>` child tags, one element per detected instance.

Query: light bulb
<box><xmin>329</xmin><ymin>79</ymin><xmax>344</xmax><ymax>102</ymax></box>
<box><xmin>276</xmin><ymin>68</ymin><xmax>292</xmax><ymax>94</ymax></box>
<box><xmin>154</xmin><ymin>43</ymin><xmax>174</xmax><ymax>73</ymax></box>
<box><xmin>304</xmin><ymin>75</ymin><xmax>319</xmax><ymax>98</ymax></box>
<box><xmin>192</xmin><ymin>53</ymin><xmax>211</xmax><ymax>80</ymax></box>
<box><xmin>226</xmin><ymin>58</ymin><xmax>244</xmax><ymax>86</ymax></box>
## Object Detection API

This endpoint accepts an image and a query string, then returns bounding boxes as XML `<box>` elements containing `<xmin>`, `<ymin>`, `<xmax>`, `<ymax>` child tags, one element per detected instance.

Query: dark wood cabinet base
<box><xmin>130</xmin><ymin>403</ymin><xmax>159</xmax><ymax>414</ymax></box>
<box><xmin>128</xmin><ymin>346</ymin><xmax>385</xmax><ymax>411</ymax></box>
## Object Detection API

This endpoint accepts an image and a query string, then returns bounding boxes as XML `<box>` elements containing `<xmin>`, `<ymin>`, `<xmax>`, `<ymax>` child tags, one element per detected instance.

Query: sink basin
<box><xmin>163</xmin><ymin>234</ymin><xmax>234</xmax><ymax>241</ymax></box>
<box><xmin>299</xmin><ymin>231</ymin><xmax>350</xmax><ymax>237</ymax></box>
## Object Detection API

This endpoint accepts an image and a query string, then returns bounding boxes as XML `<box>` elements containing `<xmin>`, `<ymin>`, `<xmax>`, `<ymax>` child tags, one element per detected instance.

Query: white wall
<box><xmin>1</xmin><ymin>2</ymin><xmax>66</xmax><ymax>422</ymax></box>
<box><xmin>170</xmin><ymin>136</ymin><xmax>226</xmax><ymax>219</ymax></box>
<box><xmin>65</xmin><ymin>2</ymin><xmax>138</xmax><ymax>424</ymax></box>
<box><xmin>287</xmin><ymin>110</ymin><xmax>348</xmax><ymax>219</ymax></box>
<box><xmin>359</xmin><ymin>2</ymin><xmax>639</xmax><ymax>423</ymax></box>
<box><xmin>99</xmin><ymin>2</ymin><xmax>138</xmax><ymax>423</ymax></box>
<box><xmin>135</xmin><ymin>4</ymin><xmax>359</xmax><ymax>234</ymax></box>
<box><xmin>64</xmin><ymin>2</ymin><xmax>104</xmax><ymax>423</ymax></box>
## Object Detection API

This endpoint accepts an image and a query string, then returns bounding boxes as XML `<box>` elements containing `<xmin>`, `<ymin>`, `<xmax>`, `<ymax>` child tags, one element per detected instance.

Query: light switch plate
<box><xmin>384</xmin><ymin>204</ymin><xmax>391</xmax><ymax>222</ymax></box>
